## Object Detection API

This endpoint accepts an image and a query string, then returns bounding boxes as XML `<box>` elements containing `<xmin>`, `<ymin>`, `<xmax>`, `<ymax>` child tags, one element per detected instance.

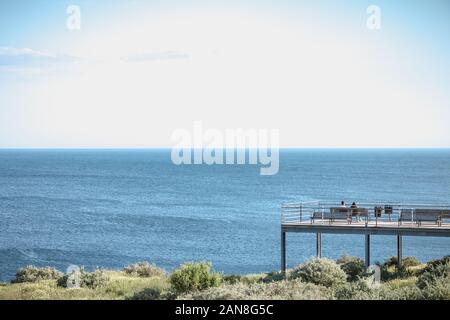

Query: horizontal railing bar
<box><xmin>281</xmin><ymin>201</ymin><xmax>450</xmax><ymax>229</ymax></box>
<box><xmin>282</xmin><ymin>202</ymin><xmax>450</xmax><ymax>206</ymax></box>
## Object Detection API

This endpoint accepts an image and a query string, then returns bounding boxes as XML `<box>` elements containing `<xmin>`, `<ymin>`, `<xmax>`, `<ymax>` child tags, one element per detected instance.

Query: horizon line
<box><xmin>1</xmin><ymin>146</ymin><xmax>450</xmax><ymax>150</ymax></box>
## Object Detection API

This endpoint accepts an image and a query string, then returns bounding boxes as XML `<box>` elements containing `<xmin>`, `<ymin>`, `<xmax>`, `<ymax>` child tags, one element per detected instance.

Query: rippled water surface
<box><xmin>1</xmin><ymin>149</ymin><xmax>449</xmax><ymax>281</ymax></box>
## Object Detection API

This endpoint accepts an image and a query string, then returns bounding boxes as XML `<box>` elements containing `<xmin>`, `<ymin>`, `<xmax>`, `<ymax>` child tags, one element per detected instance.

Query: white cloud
<box><xmin>126</xmin><ymin>51</ymin><xmax>190</xmax><ymax>62</ymax></box>
<box><xmin>0</xmin><ymin>47</ymin><xmax>82</xmax><ymax>67</ymax></box>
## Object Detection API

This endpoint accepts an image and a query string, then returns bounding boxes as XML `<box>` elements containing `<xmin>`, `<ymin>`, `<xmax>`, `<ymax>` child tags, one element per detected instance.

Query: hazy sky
<box><xmin>0</xmin><ymin>0</ymin><xmax>449</xmax><ymax>148</ymax></box>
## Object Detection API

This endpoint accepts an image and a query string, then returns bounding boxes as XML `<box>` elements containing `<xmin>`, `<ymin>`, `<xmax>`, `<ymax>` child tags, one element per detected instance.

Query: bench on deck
<box><xmin>351</xmin><ymin>208</ymin><xmax>369</xmax><ymax>223</ymax></box>
<box><xmin>311</xmin><ymin>208</ymin><xmax>350</xmax><ymax>224</ymax></box>
<box><xmin>330</xmin><ymin>208</ymin><xmax>351</xmax><ymax>224</ymax></box>
<box><xmin>441</xmin><ymin>210</ymin><xmax>450</xmax><ymax>225</ymax></box>
<box><xmin>399</xmin><ymin>209</ymin><xmax>447</xmax><ymax>226</ymax></box>
<box><xmin>415</xmin><ymin>209</ymin><xmax>443</xmax><ymax>226</ymax></box>
<box><xmin>311</xmin><ymin>211</ymin><xmax>333</xmax><ymax>223</ymax></box>
<box><xmin>398</xmin><ymin>209</ymin><xmax>414</xmax><ymax>225</ymax></box>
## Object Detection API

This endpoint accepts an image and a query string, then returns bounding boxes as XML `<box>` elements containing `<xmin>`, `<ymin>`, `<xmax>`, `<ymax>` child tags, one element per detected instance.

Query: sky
<box><xmin>0</xmin><ymin>0</ymin><xmax>449</xmax><ymax>148</ymax></box>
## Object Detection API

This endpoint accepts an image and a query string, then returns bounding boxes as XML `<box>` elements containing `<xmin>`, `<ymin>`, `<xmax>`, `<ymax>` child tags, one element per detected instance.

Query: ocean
<box><xmin>0</xmin><ymin>148</ymin><xmax>449</xmax><ymax>281</ymax></box>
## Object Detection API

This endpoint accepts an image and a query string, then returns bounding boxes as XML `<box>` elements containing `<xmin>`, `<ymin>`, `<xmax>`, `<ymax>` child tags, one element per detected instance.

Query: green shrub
<box><xmin>222</xmin><ymin>274</ymin><xmax>264</xmax><ymax>285</ymax></box>
<box><xmin>129</xmin><ymin>287</ymin><xmax>163</xmax><ymax>300</ymax></box>
<box><xmin>223</xmin><ymin>275</ymin><xmax>242</xmax><ymax>285</ymax></box>
<box><xmin>82</xmin><ymin>269</ymin><xmax>109</xmax><ymax>289</ymax></box>
<box><xmin>123</xmin><ymin>262</ymin><xmax>166</xmax><ymax>278</ymax></box>
<box><xmin>337</xmin><ymin>256</ymin><xmax>369</xmax><ymax>282</ymax></box>
<box><xmin>333</xmin><ymin>279</ymin><xmax>374</xmax><ymax>300</ymax></box>
<box><xmin>179</xmin><ymin>279</ymin><xmax>332</xmax><ymax>300</ymax></box>
<box><xmin>402</xmin><ymin>257</ymin><xmax>421</xmax><ymax>268</ymax></box>
<box><xmin>290</xmin><ymin>258</ymin><xmax>347</xmax><ymax>288</ymax></box>
<box><xmin>12</xmin><ymin>266</ymin><xmax>63</xmax><ymax>284</ymax></box>
<box><xmin>383</xmin><ymin>256</ymin><xmax>421</xmax><ymax>269</ymax></box>
<box><xmin>261</xmin><ymin>271</ymin><xmax>286</xmax><ymax>283</ymax></box>
<box><xmin>169</xmin><ymin>262</ymin><xmax>222</xmax><ymax>294</ymax></box>
<box><xmin>383</xmin><ymin>256</ymin><xmax>399</xmax><ymax>268</ymax></box>
<box><xmin>421</xmin><ymin>256</ymin><xmax>450</xmax><ymax>270</ymax></box>
<box><xmin>57</xmin><ymin>267</ymin><xmax>109</xmax><ymax>289</ymax></box>
<box><xmin>223</xmin><ymin>274</ymin><xmax>265</xmax><ymax>285</ymax></box>
<box><xmin>416</xmin><ymin>259</ymin><xmax>450</xmax><ymax>290</ymax></box>
<box><xmin>417</xmin><ymin>256</ymin><xmax>449</xmax><ymax>276</ymax></box>
<box><xmin>240</xmin><ymin>274</ymin><xmax>266</xmax><ymax>284</ymax></box>
<box><xmin>378</xmin><ymin>284</ymin><xmax>423</xmax><ymax>300</ymax></box>
<box><xmin>379</xmin><ymin>263</ymin><xmax>413</xmax><ymax>281</ymax></box>
<box><xmin>420</xmin><ymin>275</ymin><xmax>450</xmax><ymax>300</ymax></box>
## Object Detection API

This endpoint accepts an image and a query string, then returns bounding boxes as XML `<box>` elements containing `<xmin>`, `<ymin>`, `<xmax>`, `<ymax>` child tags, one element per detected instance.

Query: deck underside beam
<box><xmin>281</xmin><ymin>223</ymin><xmax>450</xmax><ymax>237</ymax></box>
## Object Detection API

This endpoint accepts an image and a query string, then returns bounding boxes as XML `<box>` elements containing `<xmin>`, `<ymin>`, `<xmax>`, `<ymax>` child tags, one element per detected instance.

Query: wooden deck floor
<box><xmin>281</xmin><ymin>220</ymin><xmax>450</xmax><ymax>237</ymax></box>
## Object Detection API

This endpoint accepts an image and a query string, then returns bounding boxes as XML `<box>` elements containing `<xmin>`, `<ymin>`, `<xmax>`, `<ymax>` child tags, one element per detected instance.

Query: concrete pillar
<box><xmin>365</xmin><ymin>234</ymin><xmax>370</xmax><ymax>267</ymax></box>
<box><xmin>316</xmin><ymin>233</ymin><xmax>322</xmax><ymax>258</ymax></box>
<box><xmin>397</xmin><ymin>235</ymin><xmax>403</xmax><ymax>269</ymax></box>
<box><xmin>281</xmin><ymin>231</ymin><xmax>286</xmax><ymax>273</ymax></box>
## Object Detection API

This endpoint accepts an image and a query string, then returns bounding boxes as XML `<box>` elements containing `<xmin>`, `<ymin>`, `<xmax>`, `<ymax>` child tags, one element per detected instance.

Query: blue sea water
<box><xmin>0</xmin><ymin>148</ymin><xmax>449</xmax><ymax>281</ymax></box>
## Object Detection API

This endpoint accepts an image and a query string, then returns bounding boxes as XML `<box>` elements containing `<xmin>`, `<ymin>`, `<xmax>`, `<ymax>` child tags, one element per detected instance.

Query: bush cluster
<box><xmin>57</xmin><ymin>267</ymin><xmax>109</xmax><ymax>289</ymax></box>
<box><xmin>5</xmin><ymin>256</ymin><xmax>450</xmax><ymax>300</ymax></box>
<box><xmin>223</xmin><ymin>275</ymin><xmax>243</xmax><ymax>285</ymax></box>
<box><xmin>378</xmin><ymin>257</ymin><xmax>416</xmax><ymax>281</ymax></box>
<box><xmin>416</xmin><ymin>256</ymin><xmax>450</xmax><ymax>290</ymax></box>
<box><xmin>179</xmin><ymin>279</ymin><xmax>331</xmax><ymax>300</ymax></box>
<box><xmin>129</xmin><ymin>287</ymin><xmax>163</xmax><ymax>300</ymax></box>
<box><xmin>336</xmin><ymin>255</ymin><xmax>369</xmax><ymax>282</ymax></box>
<box><xmin>12</xmin><ymin>266</ymin><xmax>63</xmax><ymax>284</ymax></box>
<box><xmin>383</xmin><ymin>256</ymin><xmax>421</xmax><ymax>268</ymax></box>
<box><xmin>290</xmin><ymin>258</ymin><xmax>347</xmax><ymax>287</ymax></box>
<box><xmin>333</xmin><ymin>279</ymin><xmax>374</xmax><ymax>300</ymax></box>
<box><xmin>169</xmin><ymin>262</ymin><xmax>222</xmax><ymax>294</ymax></box>
<box><xmin>123</xmin><ymin>262</ymin><xmax>166</xmax><ymax>278</ymax></box>
<box><xmin>402</xmin><ymin>257</ymin><xmax>421</xmax><ymax>268</ymax></box>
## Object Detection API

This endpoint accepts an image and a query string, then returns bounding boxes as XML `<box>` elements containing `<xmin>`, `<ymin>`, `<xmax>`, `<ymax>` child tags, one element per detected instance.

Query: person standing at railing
<box><xmin>340</xmin><ymin>201</ymin><xmax>347</xmax><ymax>208</ymax></box>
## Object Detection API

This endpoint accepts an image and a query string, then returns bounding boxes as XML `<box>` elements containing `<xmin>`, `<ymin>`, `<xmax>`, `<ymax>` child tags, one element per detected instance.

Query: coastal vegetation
<box><xmin>0</xmin><ymin>256</ymin><xmax>448</xmax><ymax>300</ymax></box>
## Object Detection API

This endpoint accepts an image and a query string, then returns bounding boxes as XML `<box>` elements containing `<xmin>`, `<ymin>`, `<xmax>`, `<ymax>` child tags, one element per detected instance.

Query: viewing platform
<box><xmin>280</xmin><ymin>201</ymin><xmax>450</xmax><ymax>272</ymax></box>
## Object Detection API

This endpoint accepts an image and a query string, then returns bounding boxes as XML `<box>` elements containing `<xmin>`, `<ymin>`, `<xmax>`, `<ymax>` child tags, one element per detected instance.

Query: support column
<box><xmin>316</xmin><ymin>233</ymin><xmax>322</xmax><ymax>258</ymax></box>
<box><xmin>281</xmin><ymin>230</ymin><xmax>286</xmax><ymax>273</ymax></box>
<box><xmin>397</xmin><ymin>235</ymin><xmax>403</xmax><ymax>269</ymax></box>
<box><xmin>365</xmin><ymin>234</ymin><xmax>370</xmax><ymax>268</ymax></box>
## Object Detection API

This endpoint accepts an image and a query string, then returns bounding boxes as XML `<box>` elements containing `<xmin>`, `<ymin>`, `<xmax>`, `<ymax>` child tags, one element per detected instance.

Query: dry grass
<box><xmin>0</xmin><ymin>271</ymin><xmax>169</xmax><ymax>300</ymax></box>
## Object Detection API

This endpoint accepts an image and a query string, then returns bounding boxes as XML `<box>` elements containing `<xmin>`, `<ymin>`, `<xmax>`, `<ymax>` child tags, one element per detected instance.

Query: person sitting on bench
<box><xmin>351</xmin><ymin>202</ymin><xmax>361</xmax><ymax>222</ymax></box>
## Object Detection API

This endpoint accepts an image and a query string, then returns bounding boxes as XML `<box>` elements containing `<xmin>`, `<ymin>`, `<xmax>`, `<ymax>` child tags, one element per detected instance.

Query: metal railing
<box><xmin>281</xmin><ymin>201</ymin><xmax>450</xmax><ymax>227</ymax></box>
